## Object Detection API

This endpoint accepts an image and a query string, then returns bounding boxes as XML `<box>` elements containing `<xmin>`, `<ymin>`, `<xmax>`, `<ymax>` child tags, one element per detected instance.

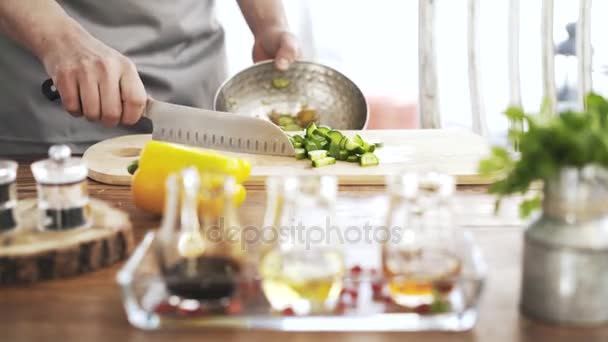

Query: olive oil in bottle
<box><xmin>259</xmin><ymin>175</ymin><xmax>344</xmax><ymax>315</ymax></box>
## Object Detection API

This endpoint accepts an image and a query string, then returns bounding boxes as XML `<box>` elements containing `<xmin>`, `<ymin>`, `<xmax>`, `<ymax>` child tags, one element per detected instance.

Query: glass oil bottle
<box><xmin>382</xmin><ymin>171</ymin><xmax>462</xmax><ymax>308</ymax></box>
<box><xmin>30</xmin><ymin>145</ymin><xmax>91</xmax><ymax>231</ymax></box>
<box><xmin>258</xmin><ymin>175</ymin><xmax>344</xmax><ymax>315</ymax></box>
<box><xmin>157</xmin><ymin>167</ymin><xmax>244</xmax><ymax>304</ymax></box>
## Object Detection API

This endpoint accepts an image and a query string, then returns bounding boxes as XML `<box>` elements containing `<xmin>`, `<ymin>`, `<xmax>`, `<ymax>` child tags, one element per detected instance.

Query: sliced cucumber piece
<box><xmin>316</xmin><ymin>126</ymin><xmax>331</xmax><ymax>135</ymax></box>
<box><xmin>328</xmin><ymin>130</ymin><xmax>344</xmax><ymax>144</ymax></box>
<box><xmin>127</xmin><ymin>159</ymin><xmax>139</xmax><ymax>175</ymax></box>
<box><xmin>307</xmin><ymin>150</ymin><xmax>328</xmax><ymax>161</ymax></box>
<box><xmin>294</xmin><ymin>148</ymin><xmax>307</xmax><ymax>160</ymax></box>
<box><xmin>345</xmin><ymin>138</ymin><xmax>365</xmax><ymax>154</ymax></box>
<box><xmin>339</xmin><ymin>136</ymin><xmax>349</xmax><ymax>150</ymax></box>
<box><xmin>279</xmin><ymin>115</ymin><xmax>296</xmax><ymax>126</ymax></box>
<box><xmin>282</xmin><ymin>124</ymin><xmax>303</xmax><ymax>131</ymax></box>
<box><xmin>328</xmin><ymin>142</ymin><xmax>341</xmax><ymax>158</ymax></box>
<box><xmin>306</xmin><ymin>122</ymin><xmax>318</xmax><ymax>139</ymax></box>
<box><xmin>366</xmin><ymin>144</ymin><xmax>376</xmax><ymax>153</ymax></box>
<box><xmin>293</xmin><ymin>141</ymin><xmax>303</xmax><ymax>148</ymax></box>
<box><xmin>304</xmin><ymin>140</ymin><xmax>320</xmax><ymax>152</ymax></box>
<box><xmin>292</xmin><ymin>135</ymin><xmax>305</xmax><ymax>144</ymax></box>
<box><xmin>338</xmin><ymin>150</ymin><xmax>349</xmax><ymax>161</ymax></box>
<box><xmin>312</xmin><ymin>156</ymin><xmax>336</xmax><ymax>168</ymax></box>
<box><xmin>353</xmin><ymin>134</ymin><xmax>365</xmax><ymax>146</ymax></box>
<box><xmin>346</xmin><ymin>155</ymin><xmax>360</xmax><ymax>163</ymax></box>
<box><xmin>359</xmin><ymin>152</ymin><xmax>379</xmax><ymax>167</ymax></box>
<box><xmin>313</xmin><ymin>129</ymin><xmax>330</xmax><ymax>140</ymax></box>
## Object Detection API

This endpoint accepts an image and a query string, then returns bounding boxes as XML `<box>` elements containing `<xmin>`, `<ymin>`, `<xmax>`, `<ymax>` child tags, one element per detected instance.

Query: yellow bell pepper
<box><xmin>131</xmin><ymin>140</ymin><xmax>251</xmax><ymax>215</ymax></box>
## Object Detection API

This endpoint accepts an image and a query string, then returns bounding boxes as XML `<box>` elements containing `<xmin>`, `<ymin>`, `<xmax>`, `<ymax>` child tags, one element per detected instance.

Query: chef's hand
<box><xmin>252</xmin><ymin>27</ymin><xmax>301</xmax><ymax>71</ymax></box>
<box><xmin>40</xmin><ymin>22</ymin><xmax>147</xmax><ymax>127</ymax></box>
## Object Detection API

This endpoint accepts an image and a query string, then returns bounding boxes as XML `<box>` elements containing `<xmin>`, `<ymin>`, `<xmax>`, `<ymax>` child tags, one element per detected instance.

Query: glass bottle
<box><xmin>156</xmin><ymin>167</ymin><xmax>244</xmax><ymax>304</ymax></box>
<box><xmin>0</xmin><ymin>159</ymin><xmax>18</xmax><ymax>233</ymax></box>
<box><xmin>30</xmin><ymin>145</ymin><xmax>91</xmax><ymax>231</ymax></box>
<box><xmin>382</xmin><ymin>171</ymin><xmax>461</xmax><ymax>308</ymax></box>
<box><xmin>258</xmin><ymin>175</ymin><xmax>344</xmax><ymax>315</ymax></box>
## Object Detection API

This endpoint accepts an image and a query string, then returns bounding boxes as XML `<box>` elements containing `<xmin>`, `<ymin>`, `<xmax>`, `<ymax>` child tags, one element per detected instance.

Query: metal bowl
<box><xmin>213</xmin><ymin>60</ymin><xmax>368</xmax><ymax>130</ymax></box>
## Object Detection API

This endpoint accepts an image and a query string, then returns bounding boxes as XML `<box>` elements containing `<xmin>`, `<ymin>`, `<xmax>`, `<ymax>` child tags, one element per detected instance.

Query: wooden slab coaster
<box><xmin>0</xmin><ymin>199</ymin><xmax>134</xmax><ymax>285</ymax></box>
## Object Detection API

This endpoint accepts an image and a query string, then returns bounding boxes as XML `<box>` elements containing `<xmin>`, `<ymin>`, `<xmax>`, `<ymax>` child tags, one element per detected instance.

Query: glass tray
<box><xmin>116</xmin><ymin>230</ymin><xmax>486</xmax><ymax>332</ymax></box>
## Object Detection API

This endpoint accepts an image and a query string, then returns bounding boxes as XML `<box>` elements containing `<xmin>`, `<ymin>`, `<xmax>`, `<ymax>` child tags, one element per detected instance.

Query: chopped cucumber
<box><xmin>345</xmin><ymin>138</ymin><xmax>365</xmax><ymax>154</ymax></box>
<box><xmin>313</xmin><ymin>129</ymin><xmax>330</xmax><ymax>140</ymax></box>
<box><xmin>282</xmin><ymin>124</ymin><xmax>303</xmax><ymax>131</ymax></box>
<box><xmin>312</xmin><ymin>156</ymin><xmax>336</xmax><ymax>168</ymax></box>
<box><xmin>294</xmin><ymin>148</ymin><xmax>307</xmax><ymax>160</ymax></box>
<box><xmin>328</xmin><ymin>130</ymin><xmax>344</xmax><ymax>144</ymax></box>
<box><xmin>316</xmin><ymin>126</ymin><xmax>332</xmax><ymax>135</ymax></box>
<box><xmin>353</xmin><ymin>134</ymin><xmax>365</xmax><ymax>146</ymax></box>
<box><xmin>304</xmin><ymin>140</ymin><xmax>321</xmax><ymax>152</ymax></box>
<box><xmin>366</xmin><ymin>144</ymin><xmax>376</xmax><ymax>153</ymax></box>
<box><xmin>306</xmin><ymin>122</ymin><xmax>318</xmax><ymax>139</ymax></box>
<box><xmin>328</xmin><ymin>142</ymin><xmax>341</xmax><ymax>158</ymax></box>
<box><xmin>346</xmin><ymin>155</ymin><xmax>360</xmax><ymax>163</ymax></box>
<box><xmin>127</xmin><ymin>159</ymin><xmax>139</xmax><ymax>175</ymax></box>
<box><xmin>293</xmin><ymin>141</ymin><xmax>303</xmax><ymax>148</ymax></box>
<box><xmin>338</xmin><ymin>150</ymin><xmax>349</xmax><ymax>161</ymax></box>
<box><xmin>293</xmin><ymin>135</ymin><xmax>305</xmax><ymax>144</ymax></box>
<box><xmin>272</xmin><ymin>78</ymin><xmax>290</xmax><ymax>89</ymax></box>
<box><xmin>360</xmin><ymin>152</ymin><xmax>379</xmax><ymax>167</ymax></box>
<box><xmin>339</xmin><ymin>136</ymin><xmax>349</xmax><ymax>150</ymax></box>
<box><xmin>307</xmin><ymin>150</ymin><xmax>328</xmax><ymax>161</ymax></box>
<box><xmin>279</xmin><ymin>115</ymin><xmax>296</xmax><ymax>126</ymax></box>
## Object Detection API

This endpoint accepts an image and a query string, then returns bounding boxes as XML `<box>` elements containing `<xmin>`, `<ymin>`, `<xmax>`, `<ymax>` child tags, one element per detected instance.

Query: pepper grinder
<box><xmin>31</xmin><ymin>145</ymin><xmax>91</xmax><ymax>231</ymax></box>
<box><xmin>0</xmin><ymin>159</ymin><xmax>18</xmax><ymax>233</ymax></box>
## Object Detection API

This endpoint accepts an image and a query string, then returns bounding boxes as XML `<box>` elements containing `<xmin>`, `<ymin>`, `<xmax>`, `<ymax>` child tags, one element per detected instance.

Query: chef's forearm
<box><xmin>0</xmin><ymin>1</ymin><xmax>79</xmax><ymax>59</ymax></box>
<box><xmin>236</xmin><ymin>0</ymin><xmax>289</xmax><ymax>36</ymax></box>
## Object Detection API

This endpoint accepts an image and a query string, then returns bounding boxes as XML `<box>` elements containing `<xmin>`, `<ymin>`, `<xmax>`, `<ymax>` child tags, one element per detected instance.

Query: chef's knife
<box><xmin>41</xmin><ymin>78</ymin><xmax>295</xmax><ymax>156</ymax></box>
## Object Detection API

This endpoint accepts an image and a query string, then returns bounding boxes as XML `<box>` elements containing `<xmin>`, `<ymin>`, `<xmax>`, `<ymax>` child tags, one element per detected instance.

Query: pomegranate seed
<box><xmin>350</xmin><ymin>265</ymin><xmax>363</xmax><ymax>276</ymax></box>
<box><xmin>154</xmin><ymin>301</ymin><xmax>175</xmax><ymax>315</ymax></box>
<box><xmin>226</xmin><ymin>300</ymin><xmax>242</xmax><ymax>315</ymax></box>
<box><xmin>281</xmin><ymin>307</ymin><xmax>295</xmax><ymax>316</ymax></box>
<box><xmin>335</xmin><ymin>302</ymin><xmax>347</xmax><ymax>314</ymax></box>
<box><xmin>435</xmin><ymin>281</ymin><xmax>454</xmax><ymax>294</ymax></box>
<box><xmin>414</xmin><ymin>304</ymin><xmax>431</xmax><ymax>314</ymax></box>
<box><xmin>371</xmin><ymin>282</ymin><xmax>383</xmax><ymax>295</ymax></box>
<box><xmin>344</xmin><ymin>288</ymin><xmax>359</xmax><ymax>300</ymax></box>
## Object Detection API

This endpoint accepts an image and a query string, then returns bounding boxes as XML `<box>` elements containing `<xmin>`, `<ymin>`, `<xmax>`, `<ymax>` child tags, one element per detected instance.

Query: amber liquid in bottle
<box><xmin>383</xmin><ymin>248</ymin><xmax>461</xmax><ymax>307</ymax></box>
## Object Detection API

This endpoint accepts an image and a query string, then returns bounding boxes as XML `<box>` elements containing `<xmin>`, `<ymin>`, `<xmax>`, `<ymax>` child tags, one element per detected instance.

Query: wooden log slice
<box><xmin>0</xmin><ymin>199</ymin><xmax>134</xmax><ymax>285</ymax></box>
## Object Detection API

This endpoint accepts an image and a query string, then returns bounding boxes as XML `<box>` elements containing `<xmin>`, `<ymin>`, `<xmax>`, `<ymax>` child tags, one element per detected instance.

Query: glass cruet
<box><xmin>258</xmin><ymin>175</ymin><xmax>344</xmax><ymax>315</ymax></box>
<box><xmin>156</xmin><ymin>167</ymin><xmax>243</xmax><ymax>303</ymax></box>
<box><xmin>382</xmin><ymin>171</ymin><xmax>462</xmax><ymax>309</ymax></box>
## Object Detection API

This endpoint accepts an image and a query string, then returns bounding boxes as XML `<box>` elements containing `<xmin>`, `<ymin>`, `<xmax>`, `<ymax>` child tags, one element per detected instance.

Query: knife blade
<box><xmin>41</xmin><ymin>78</ymin><xmax>295</xmax><ymax>156</ymax></box>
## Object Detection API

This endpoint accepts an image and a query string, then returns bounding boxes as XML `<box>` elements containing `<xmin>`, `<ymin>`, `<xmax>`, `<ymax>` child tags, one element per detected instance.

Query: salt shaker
<box><xmin>0</xmin><ymin>160</ymin><xmax>18</xmax><ymax>232</ymax></box>
<box><xmin>30</xmin><ymin>145</ymin><xmax>91</xmax><ymax>231</ymax></box>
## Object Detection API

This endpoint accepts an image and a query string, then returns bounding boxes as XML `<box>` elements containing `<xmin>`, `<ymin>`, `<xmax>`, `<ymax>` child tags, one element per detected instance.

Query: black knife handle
<box><xmin>41</xmin><ymin>78</ymin><xmax>61</xmax><ymax>102</ymax></box>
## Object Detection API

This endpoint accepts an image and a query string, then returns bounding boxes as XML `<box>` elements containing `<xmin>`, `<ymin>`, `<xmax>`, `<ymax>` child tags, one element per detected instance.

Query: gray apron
<box><xmin>0</xmin><ymin>0</ymin><xmax>227</xmax><ymax>155</ymax></box>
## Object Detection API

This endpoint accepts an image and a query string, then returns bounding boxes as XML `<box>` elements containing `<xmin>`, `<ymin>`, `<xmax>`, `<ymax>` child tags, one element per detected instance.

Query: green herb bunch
<box><xmin>478</xmin><ymin>92</ymin><xmax>608</xmax><ymax>218</ymax></box>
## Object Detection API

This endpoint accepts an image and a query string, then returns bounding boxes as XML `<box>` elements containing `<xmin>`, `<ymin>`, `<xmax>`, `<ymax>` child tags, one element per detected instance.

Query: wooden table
<box><xmin>2</xmin><ymin>159</ymin><xmax>608</xmax><ymax>342</ymax></box>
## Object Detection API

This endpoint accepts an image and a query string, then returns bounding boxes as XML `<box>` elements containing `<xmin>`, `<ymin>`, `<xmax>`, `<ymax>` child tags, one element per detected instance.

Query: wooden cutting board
<box><xmin>82</xmin><ymin>129</ymin><xmax>494</xmax><ymax>186</ymax></box>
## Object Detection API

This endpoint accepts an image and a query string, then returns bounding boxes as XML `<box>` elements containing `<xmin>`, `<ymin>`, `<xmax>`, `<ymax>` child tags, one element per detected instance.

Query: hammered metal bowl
<box><xmin>213</xmin><ymin>60</ymin><xmax>368</xmax><ymax>130</ymax></box>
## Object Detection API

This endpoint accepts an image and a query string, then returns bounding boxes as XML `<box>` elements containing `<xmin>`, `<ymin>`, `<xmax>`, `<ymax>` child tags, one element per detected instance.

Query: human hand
<box><xmin>252</xmin><ymin>27</ymin><xmax>300</xmax><ymax>71</ymax></box>
<box><xmin>39</xmin><ymin>23</ymin><xmax>146</xmax><ymax>127</ymax></box>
